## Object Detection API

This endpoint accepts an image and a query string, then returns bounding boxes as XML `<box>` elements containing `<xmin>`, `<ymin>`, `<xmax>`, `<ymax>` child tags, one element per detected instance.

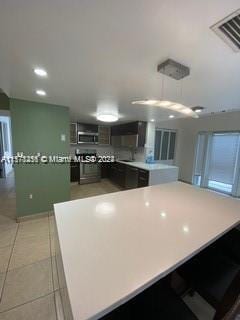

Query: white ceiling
<box><xmin>0</xmin><ymin>0</ymin><xmax>240</xmax><ymax>123</ymax></box>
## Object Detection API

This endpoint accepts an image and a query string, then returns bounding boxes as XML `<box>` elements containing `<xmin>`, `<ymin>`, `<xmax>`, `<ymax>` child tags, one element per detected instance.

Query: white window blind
<box><xmin>154</xmin><ymin>129</ymin><xmax>176</xmax><ymax>161</ymax></box>
<box><xmin>208</xmin><ymin>133</ymin><xmax>239</xmax><ymax>185</ymax></box>
<box><xmin>194</xmin><ymin>134</ymin><xmax>206</xmax><ymax>176</ymax></box>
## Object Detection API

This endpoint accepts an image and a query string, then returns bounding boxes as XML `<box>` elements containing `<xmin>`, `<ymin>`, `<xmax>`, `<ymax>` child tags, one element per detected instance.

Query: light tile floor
<box><xmin>0</xmin><ymin>176</ymin><xmax>121</xmax><ymax>320</ymax></box>
<box><xmin>70</xmin><ymin>179</ymin><xmax>122</xmax><ymax>200</ymax></box>
<box><xmin>0</xmin><ymin>215</ymin><xmax>59</xmax><ymax>320</ymax></box>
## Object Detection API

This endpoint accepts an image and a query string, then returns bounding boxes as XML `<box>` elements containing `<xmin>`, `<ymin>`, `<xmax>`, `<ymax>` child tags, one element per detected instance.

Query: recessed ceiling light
<box><xmin>169</xmin><ymin>115</ymin><xmax>175</xmax><ymax>118</ymax></box>
<box><xmin>183</xmin><ymin>225</ymin><xmax>190</xmax><ymax>233</ymax></box>
<box><xmin>97</xmin><ymin>114</ymin><xmax>118</xmax><ymax>122</ymax></box>
<box><xmin>150</xmin><ymin>119</ymin><xmax>155</xmax><ymax>122</ymax></box>
<box><xmin>36</xmin><ymin>89</ymin><xmax>46</xmax><ymax>96</ymax></box>
<box><xmin>34</xmin><ymin>68</ymin><xmax>47</xmax><ymax>77</ymax></box>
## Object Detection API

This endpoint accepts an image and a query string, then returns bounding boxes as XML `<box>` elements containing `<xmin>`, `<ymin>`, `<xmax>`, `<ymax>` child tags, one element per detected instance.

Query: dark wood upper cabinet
<box><xmin>98</xmin><ymin>126</ymin><xmax>110</xmax><ymax>145</ymax></box>
<box><xmin>70</xmin><ymin>123</ymin><xmax>78</xmax><ymax>144</ymax></box>
<box><xmin>111</xmin><ymin>121</ymin><xmax>147</xmax><ymax>147</ymax></box>
<box><xmin>77</xmin><ymin>123</ymin><xmax>98</xmax><ymax>133</ymax></box>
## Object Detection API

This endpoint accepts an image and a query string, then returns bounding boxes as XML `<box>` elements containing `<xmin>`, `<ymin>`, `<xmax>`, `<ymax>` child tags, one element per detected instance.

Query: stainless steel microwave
<box><xmin>78</xmin><ymin>132</ymin><xmax>98</xmax><ymax>144</ymax></box>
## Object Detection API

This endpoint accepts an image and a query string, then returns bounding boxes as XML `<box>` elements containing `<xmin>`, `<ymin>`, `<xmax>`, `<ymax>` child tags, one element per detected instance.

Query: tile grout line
<box><xmin>48</xmin><ymin>211</ymin><xmax>58</xmax><ymax>320</ymax></box>
<box><xmin>0</xmin><ymin>221</ymin><xmax>19</xmax><ymax>304</ymax></box>
<box><xmin>50</xmin><ymin>216</ymin><xmax>67</xmax><ymax>320</ymax></box>
<box><xmin>49</xmin><ymin>212</ymin><xmax>66</xmax><ymax>320</ymax></box>
<box><xmin>48</xmin><ymin>212</ymin><xmax>54</xmax><ymax>291</ymax></box>
<box><xmin>1</xmin><ymin>219</ymin><xmax>51</xmax><ymax>273</ymax></box>
<box><xmin>0</xmin><ymin>292</ymin><xmax>54</xmax><ymax>314</ymax></box>
<box><xmin>0</xmin><ymin>215</ymin><xmax>57</xmax><ymax>315</ymax></box>
<box><xmin>4</xmin><ymin>256</ymin><xmax>53</xmax><ymax>274</ymax></box>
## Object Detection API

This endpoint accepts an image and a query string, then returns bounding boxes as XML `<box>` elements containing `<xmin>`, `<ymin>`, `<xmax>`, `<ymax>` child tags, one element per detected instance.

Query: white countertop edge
<box><xmin>116</xmin><ymin>160</ymin><xmax>178</xmax><ymax>171</ymax></box>
<box><xmin>54</xmin><ymin>192</ymin><xmax>239</xmax><ymax>320</ymax></box>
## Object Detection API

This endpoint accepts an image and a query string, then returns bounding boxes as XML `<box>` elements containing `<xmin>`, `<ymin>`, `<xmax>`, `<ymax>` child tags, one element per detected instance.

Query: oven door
<box><xmin>78</xmin><ymin>132</ymin><xmax>98</xmax><ymax>144</ymax></box>
<box><xmin>80</xmin><ymin>162</ymin><xmax>100</xmax><ymax>184</ymax></box>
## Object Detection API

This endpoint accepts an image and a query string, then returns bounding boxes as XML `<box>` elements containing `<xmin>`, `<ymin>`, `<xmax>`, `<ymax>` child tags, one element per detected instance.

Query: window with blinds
<box><xmin>193</xmin><ymin>132</ymin><xmax>240</xmax><ymax>195</ymax></box>
<box><xmin>154</xmin><ymin>129</ymin><xmax>176</xmax><ymax>161</ymax></box>
<box><xmin>208</xmin><ymin>133</ymin><xmax>240</xmax><ymax>193</ymax></box>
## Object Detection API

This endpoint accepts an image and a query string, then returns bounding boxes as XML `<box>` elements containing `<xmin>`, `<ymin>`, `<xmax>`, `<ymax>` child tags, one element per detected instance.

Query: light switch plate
<box><xmin>61</xmin><ymin>134</ymin><xmax>66</xmax><ymax>142</ymax></box>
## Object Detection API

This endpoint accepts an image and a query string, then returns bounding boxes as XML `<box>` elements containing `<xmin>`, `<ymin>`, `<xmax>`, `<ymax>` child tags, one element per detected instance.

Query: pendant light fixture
<box><xmin>132</xmin><ymin>59</ymin><xmax>199</xmax><ymax>118</ymax></box>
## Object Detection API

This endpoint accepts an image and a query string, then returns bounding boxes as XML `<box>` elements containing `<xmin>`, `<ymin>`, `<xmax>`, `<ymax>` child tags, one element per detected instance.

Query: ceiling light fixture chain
<box><xmin>161</xmin><ymin>66</ymin><xmax>165</xmax><ymax>101</ymax></box>
<box><xmin>180</xmin><ymin>78</ymin><xmax>183</xmax><ymax>104</ymax></box>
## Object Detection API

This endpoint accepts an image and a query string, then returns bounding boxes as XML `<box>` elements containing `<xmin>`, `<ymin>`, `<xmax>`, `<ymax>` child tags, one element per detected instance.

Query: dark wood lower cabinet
<box><xmin>107</xmin><ymin>162</ymin><xmax>149</xmax><ymax>189</ymax></box>
<box><xmin>109</xmin><ymin>162</ymin><xmax>126</xmax><ymax>188</ymax></box>
<box><xmin>101</xmin><ymin>163</ymin><xmax>111</xmax><ymax>179</ymax></box>
<box><xmin>72</xmin><ymin>161</ymin><xmax>149</xmax><ymax>187</ymax></box>
<box><xmin>125</xmin><ymin>166</ymin><xmax>138</xmax><ymax>189</ymax></box>
<box><xmin>138</xmin><ymin>169</ymin><xmax>149</xmax><ymax>187</ymax></box>
<box><xmin>70</xmin><ymin>161</ymin><xmax>80</xmax><ymax>182</ymax></box>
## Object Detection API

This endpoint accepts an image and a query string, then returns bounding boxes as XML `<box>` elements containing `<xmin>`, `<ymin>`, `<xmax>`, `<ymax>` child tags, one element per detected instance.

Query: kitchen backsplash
<box><xmin>70</xmin><ymin>145</ymin><xmax>146</xmax><ymax>161</ymax></box>
<box><xmin>70</xmin><ymin>145</ymin><xmax>114</xmax><ymax>156</ymax></box>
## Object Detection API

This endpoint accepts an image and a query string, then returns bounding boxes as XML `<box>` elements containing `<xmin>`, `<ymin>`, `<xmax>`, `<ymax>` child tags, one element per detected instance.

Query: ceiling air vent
<box><xmin>211</xmin><ymin>9</ymin><xmax>240</xmax><ymax>52</ymax></box>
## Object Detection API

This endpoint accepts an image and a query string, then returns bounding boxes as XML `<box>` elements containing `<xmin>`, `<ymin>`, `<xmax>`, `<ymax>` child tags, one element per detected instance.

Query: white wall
<box><xmin>0</xmin><ymin>115</ymin><xmax>13</xmax><ymax>176</ymax></box>
<box><xmin>156</xmin><ymin>111</ymin><xmax>240</xmax><ymax>183</ymax></box>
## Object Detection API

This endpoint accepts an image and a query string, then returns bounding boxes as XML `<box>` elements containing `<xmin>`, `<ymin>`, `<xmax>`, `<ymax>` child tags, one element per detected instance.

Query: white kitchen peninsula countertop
<box><xmin>116</xmin><ymin>160</ymin><xmax>178</xmax><ymax>171</ymax></box>
<box><xmin>54</xmin><ymin>182</ymin><xmax>240</xmax><ymax>320</ymax></box>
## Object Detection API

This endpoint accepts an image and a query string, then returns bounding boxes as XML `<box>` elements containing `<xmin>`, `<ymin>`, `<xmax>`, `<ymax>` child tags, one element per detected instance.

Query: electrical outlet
<box><xmin>61</xmin><ymin>134</ymin><xmax>66</xmax><ymax>142</ymax></box>
<box><xmin>29</xmin><ymin>194</ymin><xmax>33</xmax><ymax>199</ymax></box>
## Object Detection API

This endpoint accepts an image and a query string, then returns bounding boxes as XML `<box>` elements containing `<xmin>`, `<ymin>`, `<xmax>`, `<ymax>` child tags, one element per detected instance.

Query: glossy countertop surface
<box><xmin>54</xmin><ymin>182</ymin><xmax>240</xmax><ymax>320</ymax></box>
<box><xmin>116</xmin><ymin>160</ymin><xmax>178</xmax><ymax>171</ymax></box>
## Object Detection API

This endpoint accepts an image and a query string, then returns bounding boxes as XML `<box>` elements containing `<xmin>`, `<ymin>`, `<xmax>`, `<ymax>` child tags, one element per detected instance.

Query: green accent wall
<box><xmin>10</xmin><ymin>99</ymin><xmax>70</xmax><ymax>217</ymax></box>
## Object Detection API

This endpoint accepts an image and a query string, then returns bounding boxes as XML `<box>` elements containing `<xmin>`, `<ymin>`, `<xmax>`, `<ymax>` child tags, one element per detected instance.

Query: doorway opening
<box><xmin>0</xmin><ymin>112</ymin><xmax>16</xmax><ymax>222</ymax></box>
